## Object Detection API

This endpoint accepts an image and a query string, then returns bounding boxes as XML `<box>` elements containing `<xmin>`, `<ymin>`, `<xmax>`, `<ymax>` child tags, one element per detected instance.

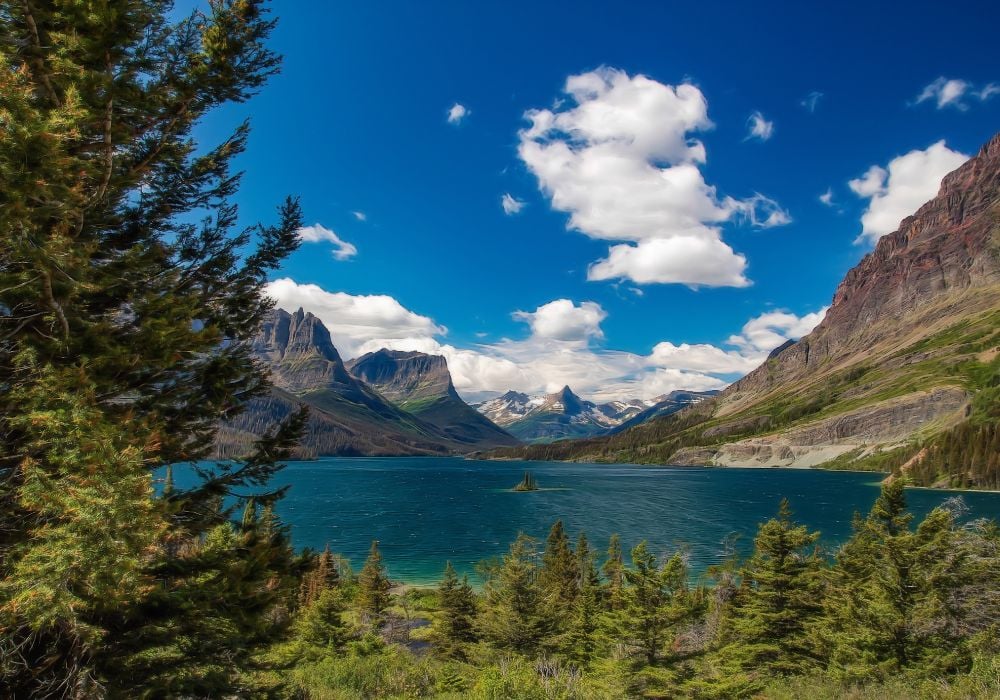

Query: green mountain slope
<box><xmin>485</xmin><ymin>133</ymin><xmax>1000</xmax><ymax>489</ymax></box>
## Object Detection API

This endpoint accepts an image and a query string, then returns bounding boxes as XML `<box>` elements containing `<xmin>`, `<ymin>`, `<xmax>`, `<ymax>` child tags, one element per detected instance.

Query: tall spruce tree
<box><xmin>357</xmin><ymin>540</ymin><xmax>391</xmax><ymax>625</ymax></box>
<box><xmin>616</xmin><ymin>542</ymin><xmax>692</xmax><ymax>665</ymax></box>
<box><xmin>716</xmin><ymin>499</ymin><xmax>823</xmax><ymax>690</ymax></box>
<box><xmin>603</xmin><ymin>533</ymin><xmax>626</xmax><ymax>611</ymax></box>
<box><xmin>479</xmin><ymin>533</ymin><xmax>551</xmax><ymax>654</ymax></box>
<box><xmin>539</xmin><ymin>519</ymin><xmax>579</xmax><ymax>611</ymax></box>
<box><xmin>0</xmin><ymin>1</ymin><xmax>305</xmax><ymax>696</ymax></box>
<box><xmin>432</xmin><ymin>561</ymin><xmax>478</xmax><ymax>660</ymax></box>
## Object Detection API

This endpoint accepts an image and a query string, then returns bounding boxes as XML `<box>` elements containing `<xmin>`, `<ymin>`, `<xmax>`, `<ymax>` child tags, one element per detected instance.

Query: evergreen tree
<box><xmin>293</xmin><ymin>587</ymin><xmax>350</xmax><ymax>659</ymax></box>
<box><xmin>300</xmin><ymin>543</ymin><xmax>341</xmax><ymax>608</ymax></box>
<box><xmin>432</xmin><ymin>562</ymin><xmax>478</xmax><ymax>660</ymax></box>
<box><xmin>479</xmin><ymin>534</ymin><xmax>551</xmax><ymax>654</ymax></box>
<box><xmin>539</xmin><ymin>519</ymin><xmax>579</xmax><ymax>610</ymax></box>
<box><xmin>616</xmin><ymin>542</ymin><xmax>692</xmax><ymax>665</ymax></box>
<box><xmin>0</xmin><ymin>1</ymin><xmax>303</xmax><ymax>695</ymax></box>
<box><xmin>603</xmin><ymin>533</ymin><xmax>626</xmax><ymax>611</ymax></box>
<box><xmin>717</xmin><ymin>499</ymin><xmax>822</xmax><ymax>689</ymax></box>
<box><xmin>357</xmin><ymin>540</ymin><xmax>391</xmax><ymax>625</ymax></box>
<box><xmin>563</xmin><ymin>533</ymin><xmax>603</xmax><ymax>667</ymax></box>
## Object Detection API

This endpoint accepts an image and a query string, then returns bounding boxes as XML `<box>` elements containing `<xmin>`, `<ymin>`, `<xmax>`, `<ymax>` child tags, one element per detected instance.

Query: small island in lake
<box><xmin>512</xmin><ymin>471</ymin><xmax>539</xmax><ymax>492</ymax></box>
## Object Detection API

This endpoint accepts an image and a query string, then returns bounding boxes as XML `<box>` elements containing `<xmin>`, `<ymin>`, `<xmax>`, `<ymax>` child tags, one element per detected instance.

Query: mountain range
<box><xmin>216</xmin><ymin>308</ymin><xmax>517</xmax><ymax>458</ymax></box>
<box><xmin>475</xmin><ymin>387</ymin><xmax>716</xmax><ymax>443</ymax></box>
<box><xmin>485</xmin><ymin>132</ymin><xmax>1000</xmax><ymax>490</ymax></box>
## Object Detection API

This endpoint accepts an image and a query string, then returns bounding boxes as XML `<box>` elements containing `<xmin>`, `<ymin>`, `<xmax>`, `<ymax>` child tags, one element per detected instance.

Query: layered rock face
<box><xmin>346</xmin><ymin>350</ymin><xmax>456</xmax><ymax>405</ymax></box>
<box><xmin>252</xmin><ymin>308</ymin><xmax>357</xmax><ymax>394</ymax></box>
<box><xmin>724</xmin><ymin>133</ymin><xmax>1000</xmax><ymax>409</ymax></box>
<box><xmin>347</xmin><ymin>349</ymin><xmax>519</xmax><ymax>448</ymax></box>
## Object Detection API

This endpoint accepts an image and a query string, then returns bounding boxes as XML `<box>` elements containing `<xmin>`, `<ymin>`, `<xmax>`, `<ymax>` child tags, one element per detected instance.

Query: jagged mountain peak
<box><xmin>254</xmin><ymin>306</ymin><xmax>341</xmax><ymax>364</ymax></box>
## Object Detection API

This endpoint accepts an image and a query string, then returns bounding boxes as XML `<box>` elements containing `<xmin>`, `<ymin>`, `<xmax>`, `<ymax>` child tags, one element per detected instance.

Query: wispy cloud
<box><xmin>352</xmin><ymin>211</ymin><xmax>367</xmax><ymax>222</ymax></box>
<box><xmin>745</xmin><ymin>111</ymin><xmax>774</xmax><ymax>141</ymax></box>
<box><xmin>501</xmin><ymin>193</ymin><xmax>525</xmax><ymax>215</ymax></box>
<box><xmin>295</xmin><ymin>224</ymin><xmax>358</xmax><ymax>261</ymax></box>
<box><xmin>818</xmin><ymin>188</ymin><xmax>835</xmax><ymax>207</ymax></box>
<box><xmin>800</xmin><ymin>91</ymin><xmax>823</xmax><ymax>112</ymax></box>
<box><xmin>914</xmin><ymin>77</ymin><xmax>998</xmax><ymax>110</ymax></box>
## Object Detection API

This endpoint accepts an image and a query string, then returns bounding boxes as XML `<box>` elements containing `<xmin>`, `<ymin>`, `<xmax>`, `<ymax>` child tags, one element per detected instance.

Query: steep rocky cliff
<box><xmin>346</xmin><ymin>349</ymin><xmax>518</xmax><ymax>447</ymax></box>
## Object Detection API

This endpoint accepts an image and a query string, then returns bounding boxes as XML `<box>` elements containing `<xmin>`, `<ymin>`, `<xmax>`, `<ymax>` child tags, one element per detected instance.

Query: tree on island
<box><xmin>513</xmin><ymin>471</ymin><xmax>539</xmax><ymax>491</ymax></box>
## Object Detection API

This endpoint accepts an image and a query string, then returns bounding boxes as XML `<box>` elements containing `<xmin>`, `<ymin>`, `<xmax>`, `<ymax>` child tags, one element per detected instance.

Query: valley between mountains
<box><xmin>221</xmin><ymin>132</ymin><xmax>1000</xmax><ymax>491</ymax></box>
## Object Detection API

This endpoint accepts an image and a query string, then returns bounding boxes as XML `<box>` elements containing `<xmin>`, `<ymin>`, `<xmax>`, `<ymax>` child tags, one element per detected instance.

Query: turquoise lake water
<box><xmin>168</xmin><ymin>457</ymin><xmax>1000</xmax><ymax>585</ymax></box>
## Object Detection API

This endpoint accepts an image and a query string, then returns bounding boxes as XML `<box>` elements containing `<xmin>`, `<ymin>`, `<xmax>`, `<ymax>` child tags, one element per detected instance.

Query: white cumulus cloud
<box><xmin>501</xmin><ymin>193</ymin><xmax>525</xmax><ymax>215</ymax></box>
<box><xmin>745</xmin><ymin>111</ymin><xmax>774</xmax><ymax>141</ymax></box>
<box><xmin>848</xmin><ymin>141</ymin><xmax>968</xmax><ymax>244</ymax></box>
<box><xmin>512</xmin><ymin>299</ymin><xmax>606</xmax><ymax>341</ymax></box>
<box><xmin>914</xmin><ymin>77</ymin><xmax>998</xmax><ymax>110</ymax></box>
<box><xmin>447</xmin><ymin>103</ymin><xmax>469</xmax><ymax>124</ymax></box>
<box><xmin>295</xmin><ymin>224</ymin><xmax>358</xmax><ymax>261</ymax></box>
<box><xmin>517</xmin><ymin>67</ymin><xmax>789</xmax><ymax>289</ymax></box>
<box><xmin>726</xmin><ymin>308</ymin><xmax>829</xmax><ymax>355</ymax></box>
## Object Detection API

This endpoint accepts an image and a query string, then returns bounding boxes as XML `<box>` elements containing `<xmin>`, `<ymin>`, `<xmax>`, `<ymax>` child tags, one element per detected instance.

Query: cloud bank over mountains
<box><xmin>266</xmin><ymin>278</ymin><xmax>825</xmax><ymax>403</ymax></box>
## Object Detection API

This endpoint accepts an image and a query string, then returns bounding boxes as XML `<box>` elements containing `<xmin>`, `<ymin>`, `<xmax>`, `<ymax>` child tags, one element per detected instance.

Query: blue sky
<box><xmin>189</xmin><ymin>0</ymin><xmax>999</xmax><ymax>401</ymax></box>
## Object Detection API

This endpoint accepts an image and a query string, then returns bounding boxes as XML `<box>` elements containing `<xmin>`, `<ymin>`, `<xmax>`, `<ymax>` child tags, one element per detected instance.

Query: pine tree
<box><xmin>563</xmin><ymin>533</ymin><xmax>603</xmax><ymax>667</ymax></box>
<box><xmin>357</xmin><ymin>540</ymin><xmax>392</xmax><ymax>625</ymax></box>
<box><xmin>539</xmin><ymin>519</ymin><xmax>580</xmax><ymax>611</ymax></box>
<box><xmin>479</xmin><ymin>533</ymin><xmax>551</xmax><ymax>654</ymax></box>
<box><xmin>603</xmin><ymin>533</ymin><xmax>626</xmax><ymax>611</ymax></box>
<box><xmin>433</xmin><ymin>562</ymin><xmax>478</xmax><ymax>660</ymax></box>
<box><xmin>293</xmin><ymin>587</ymin><xmax>350</xmax><ymax>658</ymax></box>
<box><xmin>615</xmin><ymin>542</ymin><xmax>692</xmax><ymax>665</ymax></box>
<box><xmin>0</xmin><ymin>1</ymin><xmax>303</xmax><ymax>696</ymax></box>
<box><xmin>300</xmin><ymin>544</ymin><xmax>341</xmax><ymax>608</ymax></box>
<box><xmin>717</xmin><ymin>499</ymin><xmax>823</xmax><ymax>688</ymax></box>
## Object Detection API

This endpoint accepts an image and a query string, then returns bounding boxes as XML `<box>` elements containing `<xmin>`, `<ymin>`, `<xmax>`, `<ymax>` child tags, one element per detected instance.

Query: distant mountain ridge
<box><xmin>217</xmin><ymin>309</ymin><xmax>516</xmax><ymax>457</ymax></box>
<box><xmin>483</xmin><ymin>132</ymin><xmax>1000</xmax><ymax>490</ymax></box>
<box><xmin>476</xmin><ymin>386</ymin><xmax>649</xmax><ymax>443</ymax></box>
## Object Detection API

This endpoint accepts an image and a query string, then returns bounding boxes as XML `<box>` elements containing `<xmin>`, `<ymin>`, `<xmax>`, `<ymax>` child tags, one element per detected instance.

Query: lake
<box><xmin>168</xmin><ymin>457</ymin><xmax>1000</xmax><ymax>585</ymax></box>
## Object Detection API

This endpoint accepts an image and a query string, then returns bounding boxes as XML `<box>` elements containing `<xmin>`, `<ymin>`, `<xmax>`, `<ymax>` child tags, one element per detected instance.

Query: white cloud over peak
<box><xmin>447</xmin><ymin>103</ymin><xmax>469</xmax><ymax>124</ymax></box>
<box><xmin>745</xmin><ymin>111</ymin><xmax>774</xmax><ymax>141</ymax></box>
<box><xmin>295</xmin><ymin>224</ymin><xmax>358</xmax><ymax>261</ymax></box>
<box><xmin>265</xmin><ymin>279</ymin><xmax>826</xmax><ymax>403</ymax></box>
<box><xmin>512</xmin><ymin>299</ymin><xmax>606</xmax><ymax>341</ymax></box>
<box><xmin>517</xmin><ymin>67</ymin><xmax>790</xmax><ymax>289</ymax></box>
<box><xmin>848</xmin><ymin>141</ymin><xmax>968</xmax><ymax>244</ymax></box>
<box><xmin>914</xmin><ymin>77</ymin><xmax>998</xmax><ymax>110</ymax></box>
<box><xmin>264</xmin><ymin>278</ymin><xmax>444</xmax><ymax>358</ymax></box>
<box><xmin>501</xmin><ymin>193</ymin><xmax>525</xmax><ymax>215</ymax></box>
<box><xmin>726</xmin><ymin>308</ymin><xmax>829</xmax><ymax>354</ymax></box>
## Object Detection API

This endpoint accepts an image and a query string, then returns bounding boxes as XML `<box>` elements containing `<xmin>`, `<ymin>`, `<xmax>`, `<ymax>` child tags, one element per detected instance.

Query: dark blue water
<box><xmin>166</xmin><ymin>458</ymin><xmax>1000</xmax><ymax>585</ymax></box>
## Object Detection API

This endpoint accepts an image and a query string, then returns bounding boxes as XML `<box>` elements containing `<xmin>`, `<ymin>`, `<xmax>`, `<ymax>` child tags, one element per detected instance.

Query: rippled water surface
<box><xmin>170</xmin><ymin>457</ymin><xmax>1000</xmax><ymax>584</ymax></box>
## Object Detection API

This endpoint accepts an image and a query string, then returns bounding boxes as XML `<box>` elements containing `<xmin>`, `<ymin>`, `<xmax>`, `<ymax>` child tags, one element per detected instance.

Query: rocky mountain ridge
<box><xmin>217</xmin><ymin>309</ymin><xmax>517</xmax><ymax>457</ymax></box>
<box><xmin>483</xmin><ymin>132</ymin><xmax>1000</xmax><ymax>489</ymax></box>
